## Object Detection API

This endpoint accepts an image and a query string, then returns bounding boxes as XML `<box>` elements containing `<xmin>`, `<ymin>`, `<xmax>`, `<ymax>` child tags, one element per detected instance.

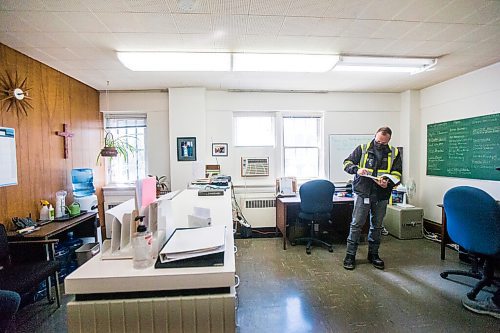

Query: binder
<box><xmin>158</xmin><ymin>225</ymin><xmax>226</xmax><ymax>263</ymax></box>
<box><xmin>154</xmin><ymin>251</ymin><xmax>224</xmax><ymax>269</ymax></box>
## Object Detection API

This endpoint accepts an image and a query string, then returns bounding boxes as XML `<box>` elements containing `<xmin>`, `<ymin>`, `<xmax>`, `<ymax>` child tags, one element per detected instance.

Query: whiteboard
<box><xmin>0</xmin><ymin>127</ymin><xmax>18</xmax><ymax>187</ymax></box>
<box><xmin>329</xmin><ymin>134</ymin><xmax>373</xmax><ymax>183</ymax></box>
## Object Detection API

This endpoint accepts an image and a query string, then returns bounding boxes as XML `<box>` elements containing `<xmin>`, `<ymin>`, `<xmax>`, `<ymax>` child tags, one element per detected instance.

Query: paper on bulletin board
<box><xmin>0</xmin><ymin>127</ymin><xmax>18</xmax><ymax>187</ymax></box>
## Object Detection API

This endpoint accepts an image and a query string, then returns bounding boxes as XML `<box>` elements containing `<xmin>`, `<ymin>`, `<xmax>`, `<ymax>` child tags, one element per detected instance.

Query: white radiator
<box><xmin>238</xmin><ymin>193</ymin><xmax>276</xmax><ymax>228</ymax></box>
<box><xmin>67</xmin><ymin>294</ymin><xmax>235</xmax><ymax>333</ymax></box>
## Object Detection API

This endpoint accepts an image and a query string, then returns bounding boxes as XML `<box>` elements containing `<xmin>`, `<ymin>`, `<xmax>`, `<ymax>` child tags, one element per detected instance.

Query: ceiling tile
<box><xmin>428</xmin><ymin>0</ymin><xmax>484</xmax><ymax>24</ymax></box>
<box><xmin>0</xmin><ymin>0</ymin><xmax>45</xmax><ymax>11</ymax></box>
<box><xmin>429</xmin><ymin>24</ymin><xmax>480</xmax><ymax>42</ymax></box>
<box><xmin>212</xmin><ymin>14</ymin><xmax>248</xmax><ymax>35</ymax></box>
<box><xmin>343</xmin><ymin>19</ymin><xmax>386</xmax><ymax>38</ymax></box>
<box><xmin>179</xmin><ymin>34</ymin><xmax>215</xmax><ymax>50</ymax></box>
<box><xmin>249</xmin><ymin>0</ymin><xmax>292</xmax><ymax>16</ymax></box>
<box><xmin>14</xmin><ymin>47</ymin><xmax>57</xmax><ymax>63</ymax></box>
<box><xmin>126</xmin><ymin>0</ymin><xmax>172</xmax><ymax>13</ymax></box>
<box><xmin>56</xmin><ymin>12</ymin><xmax>110</xmax><ymax>33</ymax></box>
<box><xmin>394</xmin><ymin>0</ymin><xmax>450</xmax><ymax>22</ymax></box>
<box><xmin>165</xmin><ymin>0</ymin><xmax>210</xmax><ymax>14</ymax></box>
<box><xmin>357</xmin><ymin>0</ymin><xmax>412</xmax><ymax>20</ymax></box>
<box><xmin>312</xmin><ymin>18</ymin><xmax>352</xmax><ymax>37</ymax></box>
<box><xmin>95</xmin><ymin>12</ymin><xmax>143</xmax><ymax>32</ymax></box>
<box><xmin>246</xmin><ymin>15</ymin><xmax>283</xmax><ymax>35</ymax></box>
<box><xmin>401</xmin><ymin>22</ymin><xmax>450</xmax><ymax>41</ymax></box>
<box><xmin>83</xmin><ymin>0</ymin><xmax>130</xmax><ymax>13</ymax></box>
<box><xmin>17</xmin><ymin>11</ymin><xmax>73</xmax><ymax>32</ymax></box>
<box><xmin>173</xmin><ymin>13</ymin><xmax>212</xmax><ymax>33</ymax></box>
<box><xmin>12</xmin><ymin>32</ymin><xmax>63</xmax><ymax>47</ymax></box>
<box><xmin>324</xmin><ymin>0</ymin><xmax>369</xmax><ymax>19</ymax></box>
<box><xmin>240</xmin><ymin>35</ymin><xmax>279</xmax><ymax>52</ymax></box>
<box><xmin>114</xmin><ymin>33</ymin><xmax>185</xmax><ymax>50</ymax></box>
<box><xmin>133</xmin><ymin>13</ymin><xmax>178</xmax><ymax>33</ymax></box>
<box><xmin>457</xmin><ymin>23</ymin><xmax>500</xmax><ymax>42</ymax></box>
<box><xmin>209</xmin><ymin>0</ymin><xmax>250</xmax><ymax>14</ymax></box>
<box><xmin>280</xmin><ymin>16</ymin><xmax>321</xmax><ymax>36</ymax></box>
<box><xmin>407</xmin><ymin>40</ymin><xmax>451</xmax><ymax>57</ymax></box>
<box><xmin>461</xmin><ymin>1</ymin><xmax>500</xmax><ymax>24</ymax></box>
<box><xmin>0</xmin><ymin>32</ymin><xmax>33</xmax><ymax>48</ymax></box>
<box><xmin>384</xmin><ymin>39</ymin><xmax>429</xmax><ymax>56</ymax></box>
<box><xmin>352</xmin><ymin>38</ymin><xmax>397</xmax><ymax>55</ymax></box>
<box><xmin>0</xmin><ymin>12</ymin><xmax>38</xmax><ymax>32</ymax></box>
<box><xmin>371</xmin><ymin>21</ymin><xmax>419</xmax><ymax>39</ymax></box>
<box><xmin>78</xmin><ymin>32</ymin><xmax>121</xmax><ymax>49</ymax></box>
<box><xmin>46</xmin><ymin>33</ymin><xmax>95</xmax><ymax>48</ymax></box>
<box><xmin>41</xmin><ymin>0</ymin><xmax>88</xmax><ymax>12</ymax></box>
<box><xmin>38</xmin><ymin>47</ymin><xmax>84</xmax><ymax>60</ymax></box>
<box><xmin>287</xmin><ymin>0</ymin><xmax>332</xmax><ymax>17</ymax></box>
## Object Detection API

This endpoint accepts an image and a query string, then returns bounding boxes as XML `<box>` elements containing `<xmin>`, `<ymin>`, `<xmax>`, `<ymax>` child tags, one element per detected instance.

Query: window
<box><xmin>283</xmin><ymin>116</ymin><xmax>321</xmax><ymax>178</ymax></box>
<box><xmin>104</xmin><ymin>114</ymin><xmax>147</xmax><ymax>183</ymax></box>
<box><xmin>234</xmin><ymin>113</ymin><xmax>275</xmax><ymax>146</ymax></box>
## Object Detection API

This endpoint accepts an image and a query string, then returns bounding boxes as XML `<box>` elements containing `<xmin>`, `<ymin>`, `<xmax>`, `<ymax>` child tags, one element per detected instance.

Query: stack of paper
<box><xmin>159</xmin><ymin>225</ymin><xmax>226</xmax><ymax>263</ymax></box>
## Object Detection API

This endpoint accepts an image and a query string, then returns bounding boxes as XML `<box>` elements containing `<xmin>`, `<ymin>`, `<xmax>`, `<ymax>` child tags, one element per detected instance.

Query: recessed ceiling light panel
<box><xmin>117</xmin><ymin>52</ymin><xmax>231</xmax><ymax>71</ymax></box>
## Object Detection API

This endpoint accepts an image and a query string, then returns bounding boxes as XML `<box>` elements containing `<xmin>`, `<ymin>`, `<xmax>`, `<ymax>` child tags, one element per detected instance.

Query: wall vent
<box><xmin>245</xmin><ymin>199</ymin><xmax>276</xmax><ymax>209</ymax></box>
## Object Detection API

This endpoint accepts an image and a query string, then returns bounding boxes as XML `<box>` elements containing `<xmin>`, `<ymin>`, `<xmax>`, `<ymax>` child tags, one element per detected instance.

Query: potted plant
<box><xmin>149</xmin><ymin>175</ymin><xmax>169</xmax><ymax>198</ymax></box>
<box><xmin>96</xmin><ymin>132</ymin><xmax>136</xmax><ymax>164</ymax></box>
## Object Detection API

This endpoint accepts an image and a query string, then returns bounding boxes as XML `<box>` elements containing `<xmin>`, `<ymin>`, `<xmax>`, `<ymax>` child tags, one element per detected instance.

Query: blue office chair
<box><xmin>440</xmin><ymin>186</ymin><xmax>500</xmax><ymax>300</ymax></box>
<box><xmin>291</xmin><ymin>179</ymin><xmax>335</xmax><ymax>255</ymax></box>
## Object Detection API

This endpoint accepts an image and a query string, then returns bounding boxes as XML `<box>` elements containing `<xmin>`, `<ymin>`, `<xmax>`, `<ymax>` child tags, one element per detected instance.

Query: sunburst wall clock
<box><xmin>0</xmin><ymin>71</ymin><xmax>33</xmax><ymax>117</ymax></box>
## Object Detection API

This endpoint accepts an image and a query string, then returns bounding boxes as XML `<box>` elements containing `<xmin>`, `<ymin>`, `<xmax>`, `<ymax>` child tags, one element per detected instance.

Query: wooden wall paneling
<box><xmin>0</xmin><ymin>44</ymin><xmax>103</xmax><ymax>227</ymax></box>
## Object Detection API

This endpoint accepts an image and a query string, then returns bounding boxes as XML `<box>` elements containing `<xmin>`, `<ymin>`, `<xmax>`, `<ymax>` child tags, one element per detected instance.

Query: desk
<box><xmin>7</xmin><ymin>212</ymin><xmax>99</xmax><ymax>259</ymax></box>
<box><xmin>276</xmin><ymin>196</ymin><xmax>355</xmax><ymax>250</ymax></box>
<box><xmin>438</xmin><ymin>204</ymin><xmax>449</xmax><ymax>260</ymax></box>
<box><xmin>65</xmin><ymin>189</ymin><xmax>236</xmax><ymax>333</ymax></box>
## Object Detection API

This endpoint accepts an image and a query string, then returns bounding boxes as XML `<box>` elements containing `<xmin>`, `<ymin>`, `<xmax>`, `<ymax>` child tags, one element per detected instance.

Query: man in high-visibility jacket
<box><xmin>342</xmin><ymin>127</ymin><xmax>402</xmax><ymax>270</ymax></box>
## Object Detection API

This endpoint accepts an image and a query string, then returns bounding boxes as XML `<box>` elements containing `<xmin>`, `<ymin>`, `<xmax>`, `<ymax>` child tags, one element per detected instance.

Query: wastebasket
<box><xmin>75</xmin><ymin>243</ymin><xmax>100</xmax><ymax>266</ymax></box>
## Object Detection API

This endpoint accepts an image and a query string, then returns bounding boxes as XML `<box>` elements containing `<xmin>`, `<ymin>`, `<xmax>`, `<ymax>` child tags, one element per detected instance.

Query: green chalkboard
<box><xmin>427</xmin><ymin>113</ymin><xmax>500</xmax><ymax>180</ymax></box>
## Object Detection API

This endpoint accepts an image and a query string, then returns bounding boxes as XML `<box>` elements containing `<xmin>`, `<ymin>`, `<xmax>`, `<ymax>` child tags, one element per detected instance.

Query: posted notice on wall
<box><xmin>0</xmin><ymin>127</ymin><xmax>18</xmax><ymax>187</ymax></box>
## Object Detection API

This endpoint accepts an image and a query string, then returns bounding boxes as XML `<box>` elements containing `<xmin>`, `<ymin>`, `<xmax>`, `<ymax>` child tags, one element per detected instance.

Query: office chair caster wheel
<box><xmin>291</xmin><ymin>241</ymin><xmax>296</xmax><ymax>246</ymax></box>
<box><xmin>306</xmin><ymin>248</ymin><xmax>311</xmax><ymax>255</ymax></box>
<box><xmin>328</xmin><ymin>247</ymin><xmax>333</xmax><ymax>253</ymax></box>
<box><xmin>440</xmin><ymin>272</ymin><xmax>448</xmax><ymax>278</ymax></box>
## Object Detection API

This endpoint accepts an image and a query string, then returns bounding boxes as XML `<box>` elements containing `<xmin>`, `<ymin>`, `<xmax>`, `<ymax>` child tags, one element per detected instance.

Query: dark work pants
<box><xmin>346</xmin><ymin>194</ymin><xmax>388</xmax><ymax>256</ymax></box>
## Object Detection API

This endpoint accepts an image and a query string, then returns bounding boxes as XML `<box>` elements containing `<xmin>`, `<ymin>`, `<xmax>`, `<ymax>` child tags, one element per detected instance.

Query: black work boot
<box><xmin>367</xmin><ymin>253</ymin><xmax>385</xmax><ymax>269</ymax></box>
<box><xmin>343</xmin><ymin>254</ymin><xmax>356</xmax><ymax>270</ymax></box>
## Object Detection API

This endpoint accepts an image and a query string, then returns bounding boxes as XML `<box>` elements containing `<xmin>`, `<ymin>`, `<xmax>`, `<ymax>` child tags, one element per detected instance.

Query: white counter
<box><xmin>65</xmin><ymin>188</ymin><xmax>235</xmax><ymax>295</ymax></box>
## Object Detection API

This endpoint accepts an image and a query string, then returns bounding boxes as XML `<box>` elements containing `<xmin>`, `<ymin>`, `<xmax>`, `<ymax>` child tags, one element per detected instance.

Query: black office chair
<box><xmin>291</xmin><ymin>179</ymin><xmax>335</xmax><ymax>254</ymax></box>
<box><xmin>0</xmin><ymin>224</ymin><xmax>61</xmax><ymax>308</ymax></box>
<box><xmin>440</xmin><ymin>186</ymin><xmax>500</xmax><ymax>300</ymax></box>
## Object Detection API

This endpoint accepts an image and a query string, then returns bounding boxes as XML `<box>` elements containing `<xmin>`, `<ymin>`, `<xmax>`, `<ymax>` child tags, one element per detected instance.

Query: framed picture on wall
<box><xmin>212</xmin><ymin>143</ymin><xmax>228</xmax><ymax>156</ymax></box>
<box><xmin>177</xmin><ymin>137</ymin><xmax>196</xmax><ymax>161</ymax></box>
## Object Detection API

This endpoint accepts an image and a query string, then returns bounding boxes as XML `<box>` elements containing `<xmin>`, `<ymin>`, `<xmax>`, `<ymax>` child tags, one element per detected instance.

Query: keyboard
<box><xmin>198</xmin><ymin>189</ymin><xmax>224</xmax><ymax>196</ymax></box>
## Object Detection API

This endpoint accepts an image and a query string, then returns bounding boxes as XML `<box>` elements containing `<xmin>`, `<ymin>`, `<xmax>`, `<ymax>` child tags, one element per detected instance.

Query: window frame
<box><xmin>103</xmin><ymin>113</ymin><xmax>147</xmax><ymax>184</ymax></box>
<box><xmin>281</xmin><ymin>114</ymin><xmax>323</xmax><ymax>180</ymax></box>
<box><xmin>233</xmin><ymin>112</ymin><xmax>276</xmax><ymax>147</ymax></box>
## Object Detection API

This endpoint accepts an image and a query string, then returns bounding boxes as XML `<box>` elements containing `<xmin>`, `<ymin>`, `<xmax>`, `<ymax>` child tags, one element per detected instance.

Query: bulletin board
<box><xmin>329</xmin><ymin>134</ymin><xmax>373</xmax><ymax>183</ymax></box>
<box><xmin>0</xmin><ymin>127</ymin><xmax>18</xmax><ymax>187</ymax></box>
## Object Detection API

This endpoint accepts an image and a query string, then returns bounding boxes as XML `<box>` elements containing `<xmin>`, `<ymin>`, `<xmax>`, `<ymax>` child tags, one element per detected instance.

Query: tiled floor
<box><xmin>14</xmin><ymin>236</ymin><xmax>499</xmax><ymax>332</ymax></box>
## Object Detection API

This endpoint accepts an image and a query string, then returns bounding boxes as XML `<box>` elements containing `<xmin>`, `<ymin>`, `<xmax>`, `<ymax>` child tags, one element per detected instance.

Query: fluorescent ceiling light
<box><xmin>233</xmin><ymin>53</ymin><xmax>339</xmax><ymax>72</ymax></box>
<box><xmin>117</xmin><ymin>52</ymin><xmax>231</xmax><ymax>71</ymax></box>
<box><xmin>334</xmin><ymin>55</ymin><xmax>437</xmax><ymax>74</ymax></box>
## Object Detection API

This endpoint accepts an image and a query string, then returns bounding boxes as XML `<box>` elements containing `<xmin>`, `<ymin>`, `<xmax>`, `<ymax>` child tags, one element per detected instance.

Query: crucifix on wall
<box><xmin>56</xmin><ymin>123</ymin><xmax>74</xmax><ymax>159</ymax></box>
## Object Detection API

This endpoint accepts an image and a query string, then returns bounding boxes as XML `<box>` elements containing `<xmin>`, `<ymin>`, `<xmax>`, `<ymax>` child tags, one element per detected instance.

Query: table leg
<box><xmin>440</xmin><ymin>207</ymin><xmax>446</xmax><ymax>260</ymax></box>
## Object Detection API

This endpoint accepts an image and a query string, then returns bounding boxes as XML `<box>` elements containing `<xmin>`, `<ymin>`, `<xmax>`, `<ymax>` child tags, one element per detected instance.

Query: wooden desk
<box><xmin>438</xmin><ymin>204</ymin><xmax>449</xmax><ymax>260</ymax></box>
<box><xmin>276</xmin><ymin>196</ymin><xmax>355</xmax><ymax>250</ymax></box>
<box><xmin>7</xmin><ymin>212</ymin><xmax>98</xmax><ymax>259</ymax></box>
